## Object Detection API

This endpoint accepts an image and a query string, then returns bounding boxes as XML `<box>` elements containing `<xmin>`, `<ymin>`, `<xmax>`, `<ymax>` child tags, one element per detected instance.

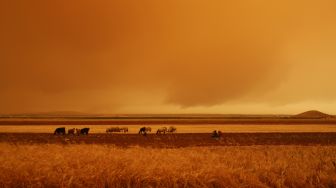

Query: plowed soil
<box><xmin>2</xmin><ymin>133</ymin><xmax>336</xmax><ymax>147</ymax></box>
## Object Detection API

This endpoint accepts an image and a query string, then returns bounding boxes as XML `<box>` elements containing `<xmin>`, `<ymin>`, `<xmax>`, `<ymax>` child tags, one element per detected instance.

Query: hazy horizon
<box><xmin>0</xmin><ymin>109</ymin><xmax>333</xmax><ymax>117</ymax></box>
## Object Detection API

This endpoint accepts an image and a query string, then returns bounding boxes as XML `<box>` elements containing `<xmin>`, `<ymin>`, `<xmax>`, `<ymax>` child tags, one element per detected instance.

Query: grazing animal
<box><xmin>54</xmin><ymin>127</ymin><xmax>66</xmax><ymax>135</ymax></box>
<box><xmin>139</xmin><ymin>127</ymin><xmax>146</xmax><ymax>134</ymax></box>
<box><xmin>139</xmin><ymin>127</ymin><xmax>147</xmax><ymax>135</ymax></box>
<box><xmin>106</xmin><ymin>127</ymin><xmax>121</xmax><ymax>133</ymax></box>
<box><xmin>120</xmin><ymin>127</ymin><xmax>128</xmax><ymax>133</ymax></box>
<box><xmin>68</xmin><ymin>128</ymin><xmax>76</xmax><ymax>135</ymax></box>
<box><xmin>167</xmin><ymin>126</ymin><xmax>177</xmax><ymax>133</ymax></box>
<box><xmin>145</xmin><ymin>127</ymin><xmax>151</xmax><ymax>132</ymax></box>
<box><xmin>156</xmin><ymin>127</ymin><xmax>167</xmax><ymax>134</ymax></box>
<box><xmin>76</xmin><ymin>128</ymin><xmax>81</xmax><ymax>135</ymax></box>
<box><xmin>80</xmin><ymin>128</ymin><xmax>90</xmax><ymax>135</ymax></box>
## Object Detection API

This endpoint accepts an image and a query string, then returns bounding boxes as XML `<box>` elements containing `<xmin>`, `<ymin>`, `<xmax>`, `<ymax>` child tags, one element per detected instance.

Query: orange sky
<box><xmin>1</xmin><ymin>0</ymin><xmax>336</xmax><ymax>114</ymax></box>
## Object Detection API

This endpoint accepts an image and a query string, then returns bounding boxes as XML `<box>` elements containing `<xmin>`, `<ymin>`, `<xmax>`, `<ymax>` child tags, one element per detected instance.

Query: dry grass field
<box><xmin>1</xmin><ymin>144</ymin><xmax>336</xmax><ymax>188</ymax></box>
<box><xmin>1</xmin><ymin>116</ymin><xmax>336</xmax><ymax>187</ymax></box>
<box><xmin>1</xmin><ymin>124</ymin><xmax>336</xmax><ymax>133</ymax></box>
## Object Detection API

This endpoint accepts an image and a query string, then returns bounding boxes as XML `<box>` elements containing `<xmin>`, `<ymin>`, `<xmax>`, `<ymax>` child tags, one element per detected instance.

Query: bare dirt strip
<box><xmin>1</xmin><ymin>133</ymin><xmax>336</xmax><ymax>147</ymax></box>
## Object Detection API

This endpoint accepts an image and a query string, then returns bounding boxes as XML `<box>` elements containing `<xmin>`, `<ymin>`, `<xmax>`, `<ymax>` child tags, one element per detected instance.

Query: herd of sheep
<box><xmin>53</xmin><ymin>126</ymin><xmax>177</xmax><ymax>135</ymax></box>
<box><xmin>54</xmin><ymin>126</ymin><xmax>222</xmax><ymax>139</ymax></box>
<box><xmin>54</xmin><ymin>127</ymin><xmax>90</xmax><ymax>135</ymax></box>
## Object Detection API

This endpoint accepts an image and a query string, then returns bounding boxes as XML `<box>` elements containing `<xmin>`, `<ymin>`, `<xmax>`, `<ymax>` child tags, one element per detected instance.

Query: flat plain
<box><xmin>1</xmin><ymin>115</ymin><xmax>336</xmax><ymax>187</ymax></box>
<box><xmin>1</xmin><ymin>124</ymin><xmax>336</xmax><ymax>133</ymax></box>
<box><xmin>2</xmin><ymin>133</ymin><xmax>336</xmax><ymax>147</ymax></box>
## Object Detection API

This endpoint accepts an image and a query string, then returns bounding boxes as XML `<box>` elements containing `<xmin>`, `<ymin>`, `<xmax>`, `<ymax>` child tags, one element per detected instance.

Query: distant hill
<box><xmin>294</xmin><ymin>110</ymin><xmax>334</xmax><ymax>119</ymax></box>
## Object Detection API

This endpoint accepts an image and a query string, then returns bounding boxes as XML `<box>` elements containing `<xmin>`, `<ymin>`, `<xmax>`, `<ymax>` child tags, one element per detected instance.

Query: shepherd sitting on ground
<box><xmin>212</xmin><ymin>130</ymin><xmax>222</xmax><ymax>139</ymax></box>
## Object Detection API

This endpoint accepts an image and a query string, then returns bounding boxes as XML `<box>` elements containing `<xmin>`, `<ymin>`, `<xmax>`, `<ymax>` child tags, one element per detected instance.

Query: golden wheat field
<box><xmin>1</xmin><ymin>143</ymin><xmax>336</xmax><ymax>188</ymax></box>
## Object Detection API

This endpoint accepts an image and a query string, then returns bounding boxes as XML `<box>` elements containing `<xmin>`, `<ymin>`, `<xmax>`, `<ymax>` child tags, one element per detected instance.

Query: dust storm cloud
<box><xmin>1</xmin><ymin>0</ymin><xmax>336</xmax><ymax>114</ymax></box>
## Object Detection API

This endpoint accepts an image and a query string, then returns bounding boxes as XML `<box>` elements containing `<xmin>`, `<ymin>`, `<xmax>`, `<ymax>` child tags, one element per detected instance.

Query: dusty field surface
<box><xmin>2</xmin><ymin>124</ymin><xmax>336</xmax><ymax>133</ymax></box>
<box><xmin>1</xmin><ymin>144</ymin><xmax>336</xmax><ymax>187</ymax></box>
<box><xmin>2</xmin><ymin>118</ymin><xmax>336</xmax><ymax>187</ymax></box>
<box><xmin>2</xmin><ymin>133</ymin><xmax>336</xmax><ymax>147</ymax></box>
